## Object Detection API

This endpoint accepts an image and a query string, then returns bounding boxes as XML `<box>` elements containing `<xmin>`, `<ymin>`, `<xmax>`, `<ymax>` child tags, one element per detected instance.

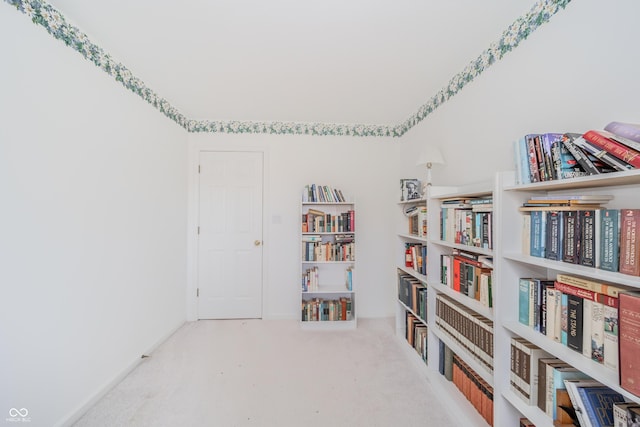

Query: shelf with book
<box><xmin>396</xmin><ymin>192</ymin><xmax>430</xmax><ymax>365</ymax></box>
<box><xmin>426</xmin><ymin>183</ymin><xmax>496</xmax><ymax>426</ymax></box>
<box><xmin>300</xmin><ymin>186</ymin><xmax>356</xmax><ymax>329</ymax></box>
<box><xmin>494</xmin><ymin>169</ymin><xmax>640</xmax><ymax>426</ymax></box>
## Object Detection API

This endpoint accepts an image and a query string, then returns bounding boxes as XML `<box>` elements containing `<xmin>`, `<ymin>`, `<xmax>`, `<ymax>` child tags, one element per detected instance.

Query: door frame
<box><xmin>186</xmin><ymin>138</ymin><xmax>270</xmax><ymax>321</ymax></box>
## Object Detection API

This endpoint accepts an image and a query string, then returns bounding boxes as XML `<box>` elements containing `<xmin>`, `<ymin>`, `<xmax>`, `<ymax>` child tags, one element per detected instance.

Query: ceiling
<box><xmin>39</xmin><ymin>0</ymin><xmax>537</xmax><ymax>128</ymax></box>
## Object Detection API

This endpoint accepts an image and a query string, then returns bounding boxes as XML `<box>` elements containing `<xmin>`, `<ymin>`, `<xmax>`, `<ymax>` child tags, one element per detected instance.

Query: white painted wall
<box><xmin>187</xmin><ymin>133</ymin><xmax>409</xmax><ymax>321</ymax></box>
<box><xmin>2</xmin><ymin>0</ymin><xmax>640</xmax><ymax>425</ymax></box>
<box><xmin>0</xmin><ymin>10</ymin><xmax>187</xmax><ymax>427</ymax></box>
<box><xmin>402</xmin><ymin>0</ymin><xmax>640</xmax><ymax>186</ymax></box>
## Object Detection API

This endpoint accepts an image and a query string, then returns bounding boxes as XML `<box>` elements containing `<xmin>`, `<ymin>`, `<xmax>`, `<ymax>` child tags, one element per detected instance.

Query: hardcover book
<box><xmin>612</xmin><ymin>402</ymin><xmax>640</xmax><ymax>427</ymax></box>
<box><xmin>619</xmin><ymin>291</ymin><xmax>640</xmax><ymax>397</ymax></box>
<box><xmin>619</xmin><ymin>209</ymin><xmax>640</xmax><ymax>276</ymax></box>
<box><xmin>579</xmin><ymin>209</ymin><xmax>600</xmax><ymax>268</ymax></box>
<box><xmin>567</xmin><ymin>293</ymin><xmax>584</xmax><ymax>353</ymax></box>
<box><xmin>603</xmin><ymin>303</ymin><xmax>619</xmax><ymax>371</ymax></box>
<box><xmin>562</xmin><ymin>133</ymin><xmax>601</xmax><ymax>175</ymax></box>
<box><xmin>577</xmin><ymin>385</ymin><xmax>626</xmax><ymax>427</ymax></box>
<box><xmin>572</xmin><ymin>135</ymin><xmax>634</xmax><ymax>172</ymax></box>
<box><xmin>600</xmin><ymin>209</ymin><xmax>621</xmax><ymax>272</ymax></box>
<box><xmin>604</xmin><ymin>121</ymin><xmax>640</xmax><ymax>143</ymax></box>
<box><xmin>583</xmin><ymin>129</ymin><xmax>640</xmax><ymax>169</ymax></box>
<box><xmin>562</xmin><ymin>210</ymin><xmax>580</xmax><ymax>264</ymax></box>
<box><xmin>545</xmin><ymin>210</ymin><xmax>563</xmax><ymax>261</ymax></box>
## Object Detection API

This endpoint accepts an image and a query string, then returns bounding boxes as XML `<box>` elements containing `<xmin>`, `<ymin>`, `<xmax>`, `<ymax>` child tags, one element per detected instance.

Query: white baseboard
<box><xmin>57</xmin><ymin>319</ymin><xmax>186</xmax><ymax>427</ymax></box>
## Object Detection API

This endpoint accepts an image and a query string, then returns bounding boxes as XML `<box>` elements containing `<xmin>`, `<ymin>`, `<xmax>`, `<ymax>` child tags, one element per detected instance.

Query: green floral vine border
<box><xmin>5</xmin><ymin>0</ymin><xmax>570</xmax><ymax>137</ymax></box>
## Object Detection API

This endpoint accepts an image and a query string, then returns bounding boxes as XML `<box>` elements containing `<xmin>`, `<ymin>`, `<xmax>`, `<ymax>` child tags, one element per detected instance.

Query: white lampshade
<box><xmin>416</xmin><ymin>145</ymin><xmax>445</xmax><ymax>167</ymax></box>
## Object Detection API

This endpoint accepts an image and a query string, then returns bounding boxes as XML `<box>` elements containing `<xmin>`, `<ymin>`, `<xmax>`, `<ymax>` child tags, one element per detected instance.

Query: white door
<box><xmin>197</xmin><ymin>151</ymin><xmax>263</xmax><ymax>319</ymax></box>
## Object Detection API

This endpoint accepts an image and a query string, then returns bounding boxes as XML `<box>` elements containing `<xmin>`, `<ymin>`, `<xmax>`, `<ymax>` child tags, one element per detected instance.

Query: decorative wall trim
<box><xmin>5</xmin><ymin>0</ymin><xmax>570</xmax><ymax>137</ymax></box>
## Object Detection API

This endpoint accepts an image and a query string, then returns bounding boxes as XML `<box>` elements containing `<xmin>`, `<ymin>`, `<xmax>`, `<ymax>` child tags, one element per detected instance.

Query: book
<box><xmin>567</xmin><ymin>293</ymin><xmax>584</xmax><ymax>353</ymax></box>
<box><xmin>626</xmin><ymin>406</ymin><xmax>640</xmax><ymax>427</ymax></box>
<box><xmin>546</xmin><ymin>287</ymin><xmax>562</xmax><ymax>343</ymax></box>
<box><xmin>530</xmin><ymin>211</ymin><xmax>547</xmax><ymax>258</ymax></box>
<box><xmin>590</xmin><ymin>300</ymin><xmax>605</xmax><ymax>365</ymax></box>
<box><xmin>546</xmin><ymin>210</ymin><xmax>563</xmax><ymax>261</ymax></box>
<box><xmin>526</xmin><ymin>134</ymin><xmax>542</xmax><ymax>182</ymax></box>
<box><xmin>577</xmin><ymin>385</ymin><xmax>626</xmax><ymax>427</ymax></box>
<box><xmin>552</xmin><ymin>136</ymin><xmax>589</xmax><ymax>180</ymax></box>
<box><xmin>572</xmin><ymin>135</ymin><xmax>635</xmax><ymax>172</ymax></box>
<box><xmin>546</xmin><ymin>364</ymin><xmax>591</xmax><ymax>420</ymax></box>
<box><xmin>600</xmin><ymin>129</ymin><xmax>640</xmax><ymax>152</ymax></box>
<box><xmin>519</xmin><ymin>278</ymin><xmax>532</xmax><ymax>326</ymax></box>
<box><xmin>619</xmin><ymin>209</ymin><xmax>640</xmax><ymax>276</ymax></box>
<box><xmin>619</xmin><ymin>291</ymin><xmax>640</xmax><ymax>397</ymax></box>
<box><xmin>556</xmin><ymin>273</ymin><xmax>624</xmax><ymax>298</ymax></box>
<box><xmin>604</xmin><ymin>121</ymin><xmax>640</xmax><ymax>143</ymax></box>
<box><xmin>583</xmin><ymin>130</ymin><xmax>640</xmax><ymax>169</ymax></box>
<box><xmin>600</xmin><ymin>209</ymin><xmax>621</xmax><ymax>272</ymax></box>
<box><xmin>579</xmin><ymin>209</ymin><xmax>600</xmax><ymax>268</ymax></box>
<box><xmin>603</xmin><ymin>303</ymin><xmax>619</xmax><ymax>371</ymax></box>
<box><xmin>564</xmin><ymin>379</ymin><xmax>604</xmax><ymax>427</ymax></box>
<box><xmin>562</xmin><ymin>132</ymin><xmax>601</xmax><ymax>175</ymax></box>
<box><xmin>562</xmin><ymin>210</ymin><xmax>580</xmax><ymax>264</ymax></box>
<box><xmin>613</xmin><ymin>402</ymin><xmax>640</xmax><ymax>427</ymax></box>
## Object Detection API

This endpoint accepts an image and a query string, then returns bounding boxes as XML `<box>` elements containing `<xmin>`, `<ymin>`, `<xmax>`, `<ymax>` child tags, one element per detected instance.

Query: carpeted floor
<box><xmin>73</xmin><ymin>318</ymin><xmax>457</xmax><ymax>427</ymax></box>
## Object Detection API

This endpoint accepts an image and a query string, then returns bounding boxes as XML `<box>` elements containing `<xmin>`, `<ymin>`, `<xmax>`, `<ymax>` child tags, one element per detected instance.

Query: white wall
<box><xmin>403</xmin><ymin>0</ymin><xmax>640</xmax><ymax>186</ymax></box>
<box><xmin>187</xmin><ymin>133</ymin><xmax>409</xmax><ymax>321</ymax></box>
<box><xmin>0</xmin><ymin>10</ymin><xmax>187</xmax><ymax>427</ymax></box>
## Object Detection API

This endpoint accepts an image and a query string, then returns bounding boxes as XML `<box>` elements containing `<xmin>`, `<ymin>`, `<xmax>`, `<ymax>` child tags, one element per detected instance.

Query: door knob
<box><xmin>254</xmin><ymin>240</ymin><xmax>262</xmax><ymax>246</ymax></box>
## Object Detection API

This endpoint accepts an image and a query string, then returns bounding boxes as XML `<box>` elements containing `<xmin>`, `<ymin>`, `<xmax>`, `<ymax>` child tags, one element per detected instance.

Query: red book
<box><xmin>620</xmin><ymin>209</ymin><xmax>640</xmax><ymax>276</ymax></box>
<box><xmin>554</xmin><ymin>280</ymin><xmax>619</xmax><ymax>308</ymax></box>
<box><xmin>452</xmin><ymin>257</ymin><xmax>462</xmax><ymax>292</ymax></box>
<box><xmin>582</xmin><ymin>130</ymin><xmax>640</xmax><ymax>168</ymax></box>
<box><xmin>619</xmin><ymin>291</ymin><xmax>640</xmax><ymax>397</ymax></box>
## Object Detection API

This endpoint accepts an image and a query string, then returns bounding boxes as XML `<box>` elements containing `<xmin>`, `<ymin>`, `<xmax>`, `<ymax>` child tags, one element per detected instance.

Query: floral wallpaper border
<box><xmin>5</xmin><ymin>0</ymin><xmax>570</xmax><ymax>137</ymax></box>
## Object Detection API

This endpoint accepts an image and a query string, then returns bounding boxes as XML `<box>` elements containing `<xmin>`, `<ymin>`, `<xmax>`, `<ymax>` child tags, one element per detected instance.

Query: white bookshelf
<box><xmin>300</xmin><ymin>195</ymin><xmax>356</xmax><ymax>329</ymax></box>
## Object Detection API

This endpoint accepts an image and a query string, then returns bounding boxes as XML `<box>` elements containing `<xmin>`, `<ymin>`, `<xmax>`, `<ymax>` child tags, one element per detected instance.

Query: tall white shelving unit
<box><xmin>301</xmin><ymin>196</ymin><xmax>356</xmax><ymax>329</ymax></box>
<box><xmin>493</xmin><ymin>169</ymin><xmax>640</xmax><ymax>426</ymax></box>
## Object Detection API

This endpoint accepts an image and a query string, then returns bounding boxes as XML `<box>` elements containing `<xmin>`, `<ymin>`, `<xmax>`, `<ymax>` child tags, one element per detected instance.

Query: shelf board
<box><xmin>429</xmin><ymin>240</ymin><xmax>494</xmax><ymax>256</ymax></box>
<box><xmin>503</xmin><ymin>169</ymin><xmax>640</xmax><ymax>191</ymax></box>
<box><xmin>430</xmin><ymin>281</ymin><xmax>493</xmax><ymax>320</ymax></box>
<box><xmin>398</xmin><ymin>300</ymin><xmax>427</xmax><ymax>327</ymax></box>
<box><xmin>302</xmin><ymin>260</ymin><xmax>354</xmax><ymax>264</ymax></box>
<box><xmin>502</xmin><ymin>388</ymin><xmax>551</xmax><ymax>427</ymax></box>
<box><xmin>502</xmin><ymin>253</ymin><xmax>640</xmax><ymax>289</ymax></box>
<box><xmin>398</xmin><ymin>198</ymin><xmax>427</xmax><ymax>205</ymax></box>
<box><xmin>398</xmin><ymin>233</ymin><xmax>428</xmax><ymax>242</ymax></box>
<box><xmin>432</xmin><ymin>326</ymin><xmax>494</xmax><ymax>387</ymax></box>
<box><xmin>502</xmin><ymin>321</ymin><xmax>640</xmax><ymax>403</ymax></box>
<box><xmin>302</xmin><ymin>287</ymin><xmax>353</xmax><ymax>294</ymax></box>
<box><xmin>300</xmin><ymin>319</ymin><xmax>357</xmax><ymax>330</ymax></box>
<box><xmin>396</xmin><ymin>264</ymin><xmax>428</xmax><ymax>283</ymax></box>
<box><xmin>302</xmin><ymin>201</ymin><xmax>354</xmax><ymax>205</ymax></box>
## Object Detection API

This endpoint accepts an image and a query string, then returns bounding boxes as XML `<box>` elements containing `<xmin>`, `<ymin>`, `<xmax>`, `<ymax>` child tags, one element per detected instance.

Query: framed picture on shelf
<box><xmin>400</xmin><ymin>178</ymin><xmax>422</xmax><ymax>201</ymax></box>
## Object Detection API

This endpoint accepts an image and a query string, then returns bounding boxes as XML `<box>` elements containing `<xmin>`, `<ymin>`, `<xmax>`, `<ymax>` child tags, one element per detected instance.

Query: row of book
<box><xmin>517</xmin><ymin>273</ymin><xmax>640</xmax><ymax>398</ymax></box>
<box><xmin>404</xmin><ymin>242</ymin><xmax>427</xmax><ymax>276</ymax></box>
<box><xmin>302</xmin><ymin>209</ymin><xmax>355</xmax><ymax>233</ymax></box>
<box><xmin>405</xmin><ymin>312</ymin><xmax>427</xmax><ymax>364</ymax></box>
<box><xmin>523</xmin><ymin>204</ymin><xmax>640</xmax><ymax>277</ymax></box>
<box><xmin>435</xmin><ymin>293</ymin><xmax>494</xmax><ymax>374</ymax></box>
<box><xmin>518</xmin><ymin>275</ymin><xmax>618</xmax><ymax>371</ymax></box>
<box><xmin>510</xmin><ymin>337</ymin><xmax>631</xmax><ymax>427</ymax></box>
<box><xmin>397</xmin><ymin>272</ymin><xmax>427</xmax><ymax>321</ymax></box>
<box><xmin>302</xmin><ymin>184</ymin><xmax>347</xmax><ymax>203</ymax></box>
<box><xmin>440</xmin><ymin>250</ymin><xmax>493</xmax><ymax>308</ymax></box>
<box><xmin>513</xmin><ymin>121</ymin><xmax>640</xmax><ymax>185</ymax></box>
<box><xmin>440</xmin><ymin>197</ymin><xmax>493</xmax><ymax>249</ymax></box>
<box><xmin>301</xmin><ymin>297</ymin><xmax>353</xmax><ymax>321</ymax></box>
<box><xmin>405</xmin><ymin>205</ymin><xmax>427</xmax><ymax>237</ymax></box>
<box><xmin>302</xmin><ymin>238</ymin><xmax>355</xmax><ymax>262</ymax></box>
<box><xmin>444</xmin><ymin>346</ymin><xmax>494</xmax><ymax>426</ymax></box>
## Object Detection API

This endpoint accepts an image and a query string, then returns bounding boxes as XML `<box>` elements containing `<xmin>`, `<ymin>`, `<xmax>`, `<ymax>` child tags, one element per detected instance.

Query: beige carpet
<box><xmin>73</xmin><ymin>318</ymin><xmax>456</xmax><ymax>427</ymax></box>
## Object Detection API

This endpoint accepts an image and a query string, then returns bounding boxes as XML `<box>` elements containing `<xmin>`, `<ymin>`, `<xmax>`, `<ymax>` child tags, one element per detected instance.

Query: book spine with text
<box><xmin>600</xmin><ymin>209</ymin><xmax>620</xmax><ymax>272</ymax></box>
<box><xmin>583</xmin><ymin>130</ymin><xmax>640</xmax><ymax>168</ymax></box>
<box><xmin>620</xmin><ymin>291</ymin><xmax>640</xmax><ymax>397</ymax></box>
<box><xmin>619</xmin><ymin>209</ymin><xmax>640</xmax><ymax>276</ymax></box>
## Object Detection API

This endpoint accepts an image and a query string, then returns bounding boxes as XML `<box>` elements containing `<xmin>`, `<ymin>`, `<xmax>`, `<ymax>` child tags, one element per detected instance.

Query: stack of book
<box><xmin>302</xmin><ymin>184</ymin><xmax>347</xmax><ymax>203</ymax></box>
<box><xmin>440</xmin><ymin>250</ymin><xmax>493</xmax><ymax>308</ymax></box>
<box><xmin>513</xmin><ymin>121</ymin><xmax>640</xmax><ymax>185</ymax></box>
